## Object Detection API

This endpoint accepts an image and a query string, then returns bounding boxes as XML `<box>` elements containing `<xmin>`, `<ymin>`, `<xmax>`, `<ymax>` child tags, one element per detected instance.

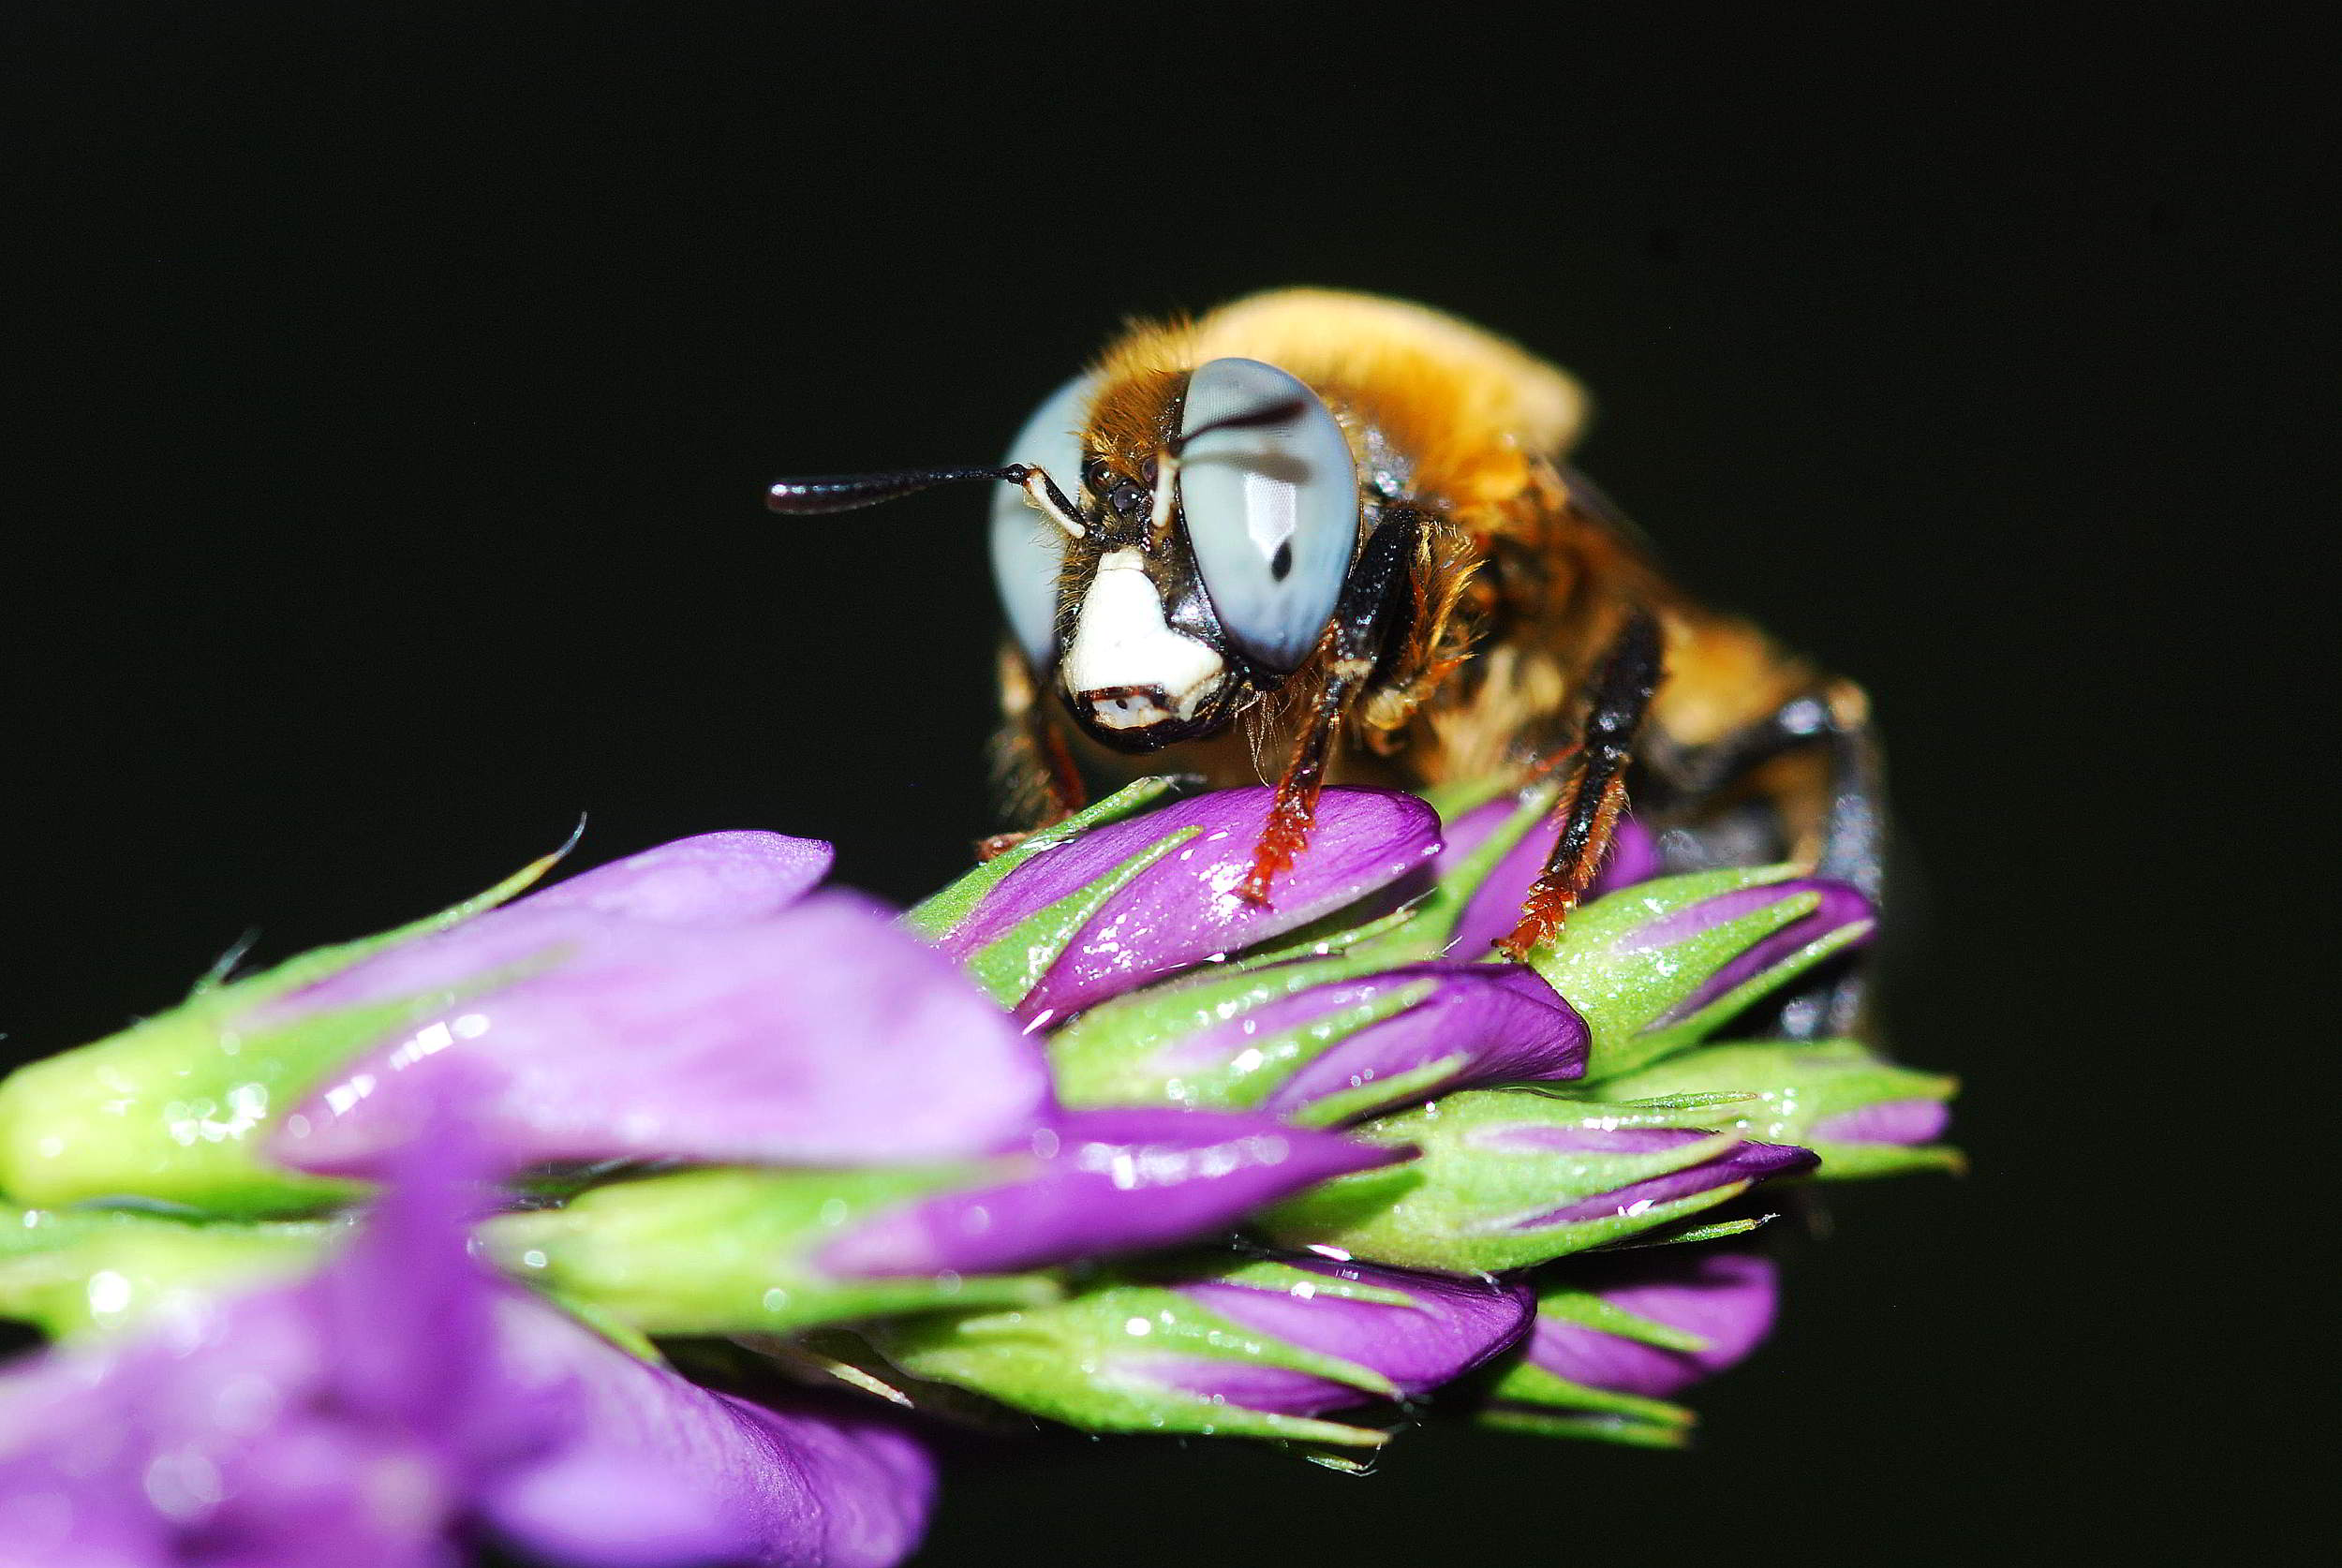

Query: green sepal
<box><xmin>486</xmin><ymin>1166</ymin><xmax>1060</xmax><ymax>1337</ymax></box>
<box><xmin>1257</xmin><ymin>1088</ymin><xmax>1771</xmax><ymax>1272</ymax></box>
<box><xmin>1475</xmin><ymin>1268</ymin><xmax>1715</xmax><ymax>1446</ymax></box>
<box><xmin>0</xmin><ymin>998</ymin><xmax>422</xmax><ymax>1218</ymax></box>
<box><xmin>1415</xmin><ymin>775</ymin><xmax>1517</xmax><ymax>825</ymax></box>
<box><xmin>1592</xmin><ymin>1040</ymin><xmax>1961</xmax><ymax>1180</ymax></box>
<box><xmin>1600</xmin><ymin>1214</ymin><xmax>1778</xmax><ymax>1250</ymax></box>
<box><xmin>191</xmin><ymin>841</ymin><xmax>571</xmax><ymax>1010</ymax></box>
<box><xmin>1045</xmin><ymin>947</ymin><xmax>1435</xmax><ymax>1114</ymax></box>
<box><xmin>1479</xmin><ymin>1389</ymin><xmax>1696</xmax><ymax>1448</ymax></box>
<box><xmin>1354</xmin><ymin>778</ymin><xmax>1564</xmax><ymax>963</ymax></box>
<box><xmin>902</xmin><ymin>777</ymin><xmax>1187</xmax><ymax>941</ymax></box>
<box><xmin>870</xmin><ymin>1257</ymin><xmax>1401</xmax><ymax>1447</ymax></box>
<box><xmin>0</xmin><ymin>1203</ymin><xmax>336</xmax><ymax>1339</ymax></box>
<box><xmin>1290</xmin><ymin>1056</ymin><xmax>1467</xmax><ymax>1130</ymax></box>
<box><xmin>962</xmin><ymin>827</ymin><xmax>1201</xmax><ymax>1009</ymax></box>
<box><xmin>1229</xmin><ymin>901</ymin><xmax>1425</xmax><ymax>970</ymax></box>
<box><xmin>0</xmin><ymin>851</ymin><xmax>570</xmax><ymax>1218</ymax></box>
<box><xmin>1533</xmin><ymin>1285</ymin><xmax>1713</xmax><ymax>1354</ymax></box>
<box><xmin>523</xmin><ymin>1282</ymin><xmax>667</xmax><ymax>1364</ymax></box>
<box><xmin>1297</xmin><ymin>1444</ymin><xmax>1387</xmax><ymax>1472</ymax></box>
<box><xmin>1529</xmin><ymin>865</ymin><xmax>1873</xmax><ymax>1079</ymax></box>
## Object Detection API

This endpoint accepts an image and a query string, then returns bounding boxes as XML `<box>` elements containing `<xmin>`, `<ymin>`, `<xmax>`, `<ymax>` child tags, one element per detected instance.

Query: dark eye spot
<box><xmin>1270</xmin><ymin>540</ymin><xmax>1294</xmax><ymax>581</ymax></box>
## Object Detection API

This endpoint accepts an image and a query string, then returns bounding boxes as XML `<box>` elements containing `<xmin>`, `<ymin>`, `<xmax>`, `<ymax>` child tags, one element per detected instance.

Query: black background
<box><xmin>4</xmin><ymin>6</ymin><xmax>2323</xmax><ymax>1563</ymax></box>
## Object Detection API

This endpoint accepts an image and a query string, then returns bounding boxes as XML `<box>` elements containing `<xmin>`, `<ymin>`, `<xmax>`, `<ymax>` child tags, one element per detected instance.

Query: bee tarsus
<box><xmin>1497</xmin><ymin>609</ymin><xmax>1664</xmax><ymax>958</ymax></box>
<box><xmin>1238</xmin><ymin>504</ymin><xmax>1425</xmax><ymax>905</ymax></box>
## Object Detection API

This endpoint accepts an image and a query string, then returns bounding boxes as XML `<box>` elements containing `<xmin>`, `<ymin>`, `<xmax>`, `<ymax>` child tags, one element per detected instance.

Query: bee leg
<box><xmin>1240</xmin><ymin>509</ymin><xmax>1425</xmax><ymax>903</ymax></box>
<box><xmin>1647</xmin><ymin>681</ymin><xmax>1880</xmax><ymax>882</ymax></box>
<box><xmin>1495</xmin><ymin>610</ymin><xmax>1666</xmax><ymax>958</ymax></box>
<box><xmin>983</xmin><ymin>643</ymin><xmax>1089</xmax><ymax>861</ymax></box>
<box><xmin>1640</xmin><ymin>679</ymin><xmax>1884</xmax><ymax>1036</ymax></box>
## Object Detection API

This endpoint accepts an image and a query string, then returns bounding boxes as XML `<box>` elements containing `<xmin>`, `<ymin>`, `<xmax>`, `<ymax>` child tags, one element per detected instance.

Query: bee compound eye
<box><xmin>989</xmin><ymin>374</ymin><xmax>1094</xmax><ymax>668</ymax></box>
<box><xmin>1177</xmin><ymin>358</ymin><xmax>1359</xmax><ymax>673</ymax></box>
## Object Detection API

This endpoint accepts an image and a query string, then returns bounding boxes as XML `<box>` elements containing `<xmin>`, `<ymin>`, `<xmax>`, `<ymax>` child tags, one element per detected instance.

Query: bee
<box><xmin>769</xmin><ymin>288</ymin><xmax>1881</xmax><ymax>1035</ymax></box>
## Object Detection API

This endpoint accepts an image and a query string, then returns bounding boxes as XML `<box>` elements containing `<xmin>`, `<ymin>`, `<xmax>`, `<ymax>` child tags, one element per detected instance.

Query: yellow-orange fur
<box><xmin>1007</xmin><ymin>288</ymin><xmax>1853</xmax><ymax>869</ymax></box>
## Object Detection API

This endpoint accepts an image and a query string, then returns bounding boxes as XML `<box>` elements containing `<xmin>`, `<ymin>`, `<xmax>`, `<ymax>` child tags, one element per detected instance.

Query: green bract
<box><xmin>1528</xmin><ymin>865</ymin><xmax>1874</xmax><ymax>1078</ymax></box>
<box><xmin>1480</xmin><ymin>1281</ymin><xmax>1712</xmax><ymax>1448</ymax></box>
<box><xmin>872</xmin><ymin>1260</ymin><xmax>1410</xmax><ymax>1448</ymax></box>
<box><xmin>1591</xmin><ymin>1041</ymin><xmax>1962</xmax><ymax>1179</ymax></box>
<box><xmin>0</xmin><ymin>853</ymin><xmax>560</xmax><ymax>1218</ymax></box>
<box><xmin>0</xmin><ymin>1203</ymin><xmax>337</xmax><ymax>1338</ymax></box>
<box><xmin>1046</xmin><ymin>946</ymin><xmax>1434</xmax><ymax>1117</ymax></box>
<box><xmin>486</xmin><ymin>1167</ymin><xmax>1060</xmax><ymax>1336</ymax></box>
<box><xmin>901</xmin><ymin>777</ymin><xmax>1185</xmax><ymax>943</ymax></box>
<box><xmin>1257</xmin><ymin>1089</ymin><xmax>1789</xmax><ymax>1271</ymax></box>
<box><xmin>960</xmin><ymin>828</ymin><xmax>1201</xmax><ymax>1008</ymax></box>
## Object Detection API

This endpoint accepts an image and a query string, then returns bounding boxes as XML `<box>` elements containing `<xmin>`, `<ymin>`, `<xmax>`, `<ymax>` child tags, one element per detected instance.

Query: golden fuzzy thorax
<box><xmin>1191</xmin><ymin>288</ymin><xmax>1588</xmax><ymax>504</ymax></box>
<box><xmin>1088</xmin><ymin>288</ymin><xmax>1588</xmax><ymax>510</ymax></box>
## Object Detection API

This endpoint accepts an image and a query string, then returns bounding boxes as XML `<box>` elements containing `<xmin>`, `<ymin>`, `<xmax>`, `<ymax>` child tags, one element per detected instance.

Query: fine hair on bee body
<box><xmin>768</xmin><ymin>288</ymin><xmax>1883</xmax><ymax>1034</ymax></box>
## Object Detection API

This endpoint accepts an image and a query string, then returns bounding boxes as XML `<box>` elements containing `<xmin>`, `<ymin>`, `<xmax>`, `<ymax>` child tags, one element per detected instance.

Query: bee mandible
<box><xmin>768</xmin><ymin>289</ymin><xmax>1882</xmax><ymax>1036</ymax></box>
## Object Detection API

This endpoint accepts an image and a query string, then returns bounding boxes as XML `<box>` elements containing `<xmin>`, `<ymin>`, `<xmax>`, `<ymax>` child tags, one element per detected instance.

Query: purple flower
<box><xmin>1627</xmin><ymin>880</ymin><xmax>1875</xmax><ymax>1028</ymax></box>
<box><xmin>268</xmin><ymin>859</ymin><xmax>1054</xmax><ymax>1176</ymax></box>
<box><xmin>0</xmin><ymin>830</ymin><xmax>1056</xmax><ymax>1213</ymax></box>
<box><xmin>0</xmin><ymin>1111</ymin><xmax>934</xmax><ymax>1568</ymax></box>
<box><xmin>928</xmin><ymin>787</ymin><xmax>1443</xmax><ymax>1023</ymax></box>
<box><xmin>1594</xmin><ymin>1041</ymin><xmax>1960</xmax><ymax>1180</ymax></box>
<box><xmin>515</xmin><ymin>828</ymin><xmax>836</xmax><ymax>923</ymax></box>
<box><xmin>816</xmin><ymin>1108</ymin><xmax>1409</xmax><ymax>1279</ymax></box>
<box><xmin>1529</xmin><ymin>864</ymin><xmax>1876</xmax><ymax>1076</ymax></box>
<box><xmin>1259</xmin><ymin>1088</ymin><xmax>1819</xmax><ymax>1272</ymax></box>
<box><xmin>1810</xmin><ymin>1098</ymin><xmax>1950</xmax><ymax>1146</ymax></box>
<box><xmin>482</xmin><ymin>1109</ymin><xmax>1407</xmax><ymax>1338</ymax></box>
<box><xmin>876</xmin><ymin>1253</ymin><xmax>1532</xmax><ymax>1447</ymax></box>
<box><xmin>1434</xmin><ymin>789</ymin><xmax>1661</xmax><ymax>956</ymax></box>
<box><xmin>1218</xmin><ymin>963</ymin><xmax>1585</xmax><ymax>1119</ymax></box>
<box><xmin>1482</xmin><ymin>1249</ymin><xmax>1778</xmax><ymax>1445</ymax></box>
<box><xmin>1489</xmin><ymin>1127</ymin><xmax>1816</xmax><ymax>1230</ymax></box>
<box><xmin>1166</xmin><ymin>1255</ymin><xmax>1534</xmax><ymax>1405</ymax></box>
<box><xmin>1047</xmin><ymin>955</ymin><xmax>1588</xmax><ymax>1124</ymax></box>
<box><xmin>1519</xmin><ymin>1250</ymin><xmax>1779</xmax><ymax>1399</ymax></box>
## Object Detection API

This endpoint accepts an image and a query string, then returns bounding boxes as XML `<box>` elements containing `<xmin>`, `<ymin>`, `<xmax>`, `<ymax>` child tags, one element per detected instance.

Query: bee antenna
<box><xmin>766</xmin><ymin>465</ymin><xmax>1085</xmax><ymax>538</ymax></box>
<box><xmin>1162</xmin><ymin>396</ymin><xmax>1307</xmax><ymax>458</ymax></box>
<box><xmin>1149</xmin><ymin>394</ymin><xmax>1310</xmax><ymax>542</ymax></box>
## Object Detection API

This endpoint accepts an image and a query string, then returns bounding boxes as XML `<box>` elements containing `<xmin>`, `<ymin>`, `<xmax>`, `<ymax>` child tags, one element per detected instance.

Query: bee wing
<box><xmin>1558</xmin><ymin>466</ymin><xmax>1667</xmax><ymax>562</ymax></box>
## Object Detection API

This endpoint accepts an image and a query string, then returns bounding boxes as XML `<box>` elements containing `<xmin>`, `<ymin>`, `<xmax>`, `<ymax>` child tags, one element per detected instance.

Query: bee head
<box><xmin>765</xmin><ymin>358</ymin><xmax>1360</xmax><ymax>754</ymax></box>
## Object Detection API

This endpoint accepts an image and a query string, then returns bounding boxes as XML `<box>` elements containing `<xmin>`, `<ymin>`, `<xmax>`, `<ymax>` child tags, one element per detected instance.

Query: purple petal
<box><xmin>1178</xmin><ymin>1257</ymin><xmax>1533</xmax><ymax>1399</ymax></box>
<box><xmin>257</xmin><ymin>901</ymin><xmax>633</xmax><ymax>1023</ymax></box>
<box><xmin>1523</xmin><ymin>1140</ymin><xmax>1818</xmax><ymax>1227</ymax></box>
<box><xmin>268</xmin><ymin>833</ymin><xmax>834</xmax><ymax>1026</ymax></box>
<box><xmin>1117</xmin><ymin>1354</ymin><xmax>1368</xmax><ymax>1415</ymax></box>
<box><xmin>1811</xmin><ymin>1097</ymin><xmax>1951</xmax><ymax>1146</ymax></box>
<box><xmin>486</xmin><ymin>1301</ymin><xmax>935</xmax><ymax>1568</ymax></box>
<box><xmin>816</xmin><ymin>1108</ymin><xmax>1405</xmax><ymax>1278</ymax></box>
<box><xmin>276</xmin><ymin>891</ymin><xmax>1052</xmax><ymax>1176</ymax></box>
<box><xmin>1440</xmin><ymin>795</ymin><xmax>1660</xmax><ymax>957</ymax></box>
<box><xmin>1528</xmin><ymin>1250</ymin><xmax>1778</xmax><ymax>1398</ymax></box>
<box><xmin>1223</xmin><ymin>963</ymin><xmax>1587</xmax><ymax>1119</ymax></box>
<box><xmin>519</xmin><ymin>830</ymin><xmax>833</xmax><ymax>925</ymax></box>
<box><xmin>0</xmin><ymin>1289</ymin><xmax>325</xmax><ymax>1567</ymax></box>
<box><xmin>1475</xmin><ymin>1124</ymin><xmax>1712</xmax><ymax>1156</ymax></box>
<box><xmin>936</xmin><ymin>789</ymin><xmax>1442</xmax><ymax>1018</ymax></box>
<box><xmin>0</xmin><ymin>1122</ymin><xmax>936</xmax><ymax>1568</ymax></box>
<box><xmin>315</xmin><ymin>1079</ymin><xmax>493</xmax><ymax>1443</ymax></box>
<box><xmin>1629</xmin><ymin>879</ymin><xmax>1875</xmax><ymax>1027</ymax></box>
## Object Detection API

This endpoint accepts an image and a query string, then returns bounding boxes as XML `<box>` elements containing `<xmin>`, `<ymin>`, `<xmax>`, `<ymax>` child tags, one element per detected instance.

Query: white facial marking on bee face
<box><xmin>1061</xmin><ymin>548</ymin><xmax>1227</xmax><ymax>731</ymax></box>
